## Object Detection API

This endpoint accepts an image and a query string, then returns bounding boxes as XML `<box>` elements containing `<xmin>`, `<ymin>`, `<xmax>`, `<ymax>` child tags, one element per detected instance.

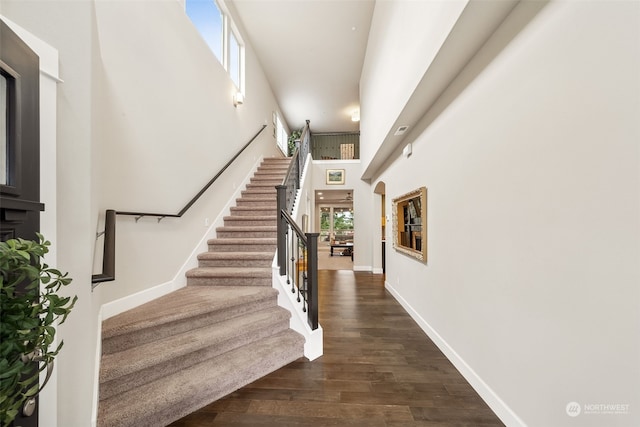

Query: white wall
<box><xmin>91</xmin><ymin>0</ymin><xmax>282</xmax><ymax>304</ymax></box>
<box><xmin>0</xmin><ymin>1</ymin><xmax>285</xmax><ymax>425</ymax></box>
<box><xmin>366</xmin><ymin>1</ymin><xmax>640</xmax><ymax>426</ymax></box>
<box><xmin>359</xmin><ymin>0</ymin><xmax>467</xmax><ymax>168</ymax></box>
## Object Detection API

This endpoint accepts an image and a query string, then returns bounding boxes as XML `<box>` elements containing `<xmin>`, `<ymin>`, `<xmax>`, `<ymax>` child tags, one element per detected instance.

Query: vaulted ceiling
<box><xmin>230</xmin><ymin>0</ymin><xmax>375</xmax><ymax>133</ymax></box>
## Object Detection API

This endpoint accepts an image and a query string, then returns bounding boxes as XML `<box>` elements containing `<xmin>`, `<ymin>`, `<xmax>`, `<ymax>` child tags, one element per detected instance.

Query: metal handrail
<box><xmin>92</xmin><ymin>125</ymin><xmax>267</xmax><ymax>285</ymax></box>
<box><xmin>280</xmin><ymin>120</ymin><xmax>310</xmax><ymax>213</ymax></box>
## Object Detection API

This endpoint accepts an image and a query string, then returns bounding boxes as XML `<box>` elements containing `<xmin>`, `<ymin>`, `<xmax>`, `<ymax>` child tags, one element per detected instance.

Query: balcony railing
<box><xmin>311</xmin><ymin>132</ymin><xmax>359</xmax><ymax>160</ymax></box>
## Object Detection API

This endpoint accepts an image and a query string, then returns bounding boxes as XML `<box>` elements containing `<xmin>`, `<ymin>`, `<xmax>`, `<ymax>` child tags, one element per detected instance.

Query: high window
<box><xmin>186</xmin><ymin>0</ymin><xmax>245</xmax><ymax>91</ymax></box>
<box><xmin>274</xmin><ymin>112</ymin><xmax>288</xmax><ymax>155</ymax></box>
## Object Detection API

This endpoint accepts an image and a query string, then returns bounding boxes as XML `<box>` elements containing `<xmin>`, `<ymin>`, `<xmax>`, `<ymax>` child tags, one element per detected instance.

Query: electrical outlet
<box><xmin>204</xmin><ymin>218</ymin><xmax>209</xmax><ymax>227</ymax></box>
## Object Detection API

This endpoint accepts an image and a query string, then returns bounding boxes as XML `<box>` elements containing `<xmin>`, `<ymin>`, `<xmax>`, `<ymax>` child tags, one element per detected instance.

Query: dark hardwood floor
<box><xmin>169</xmin><ymin>270</ymin><xmax>504</xmax><ymax>426</ymax></box>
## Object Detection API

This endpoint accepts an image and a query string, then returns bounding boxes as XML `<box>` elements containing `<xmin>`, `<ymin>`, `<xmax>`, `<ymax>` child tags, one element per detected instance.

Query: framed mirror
<box><xmin>392</xmin><ymin>187</ymin><xmax>427</xmax><ymax>262</ymax></box>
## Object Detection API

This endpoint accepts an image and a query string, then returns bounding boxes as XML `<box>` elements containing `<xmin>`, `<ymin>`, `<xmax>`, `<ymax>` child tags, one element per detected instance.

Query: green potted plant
<box><xmin>0</xmin><ymin>234</ymin><xmax>76</xmax><ymax>427</ymax></box>
<box><xmin>288</xmin><ymin>129</ymin><xmax>302</xmax><ymax>156</ymax></box>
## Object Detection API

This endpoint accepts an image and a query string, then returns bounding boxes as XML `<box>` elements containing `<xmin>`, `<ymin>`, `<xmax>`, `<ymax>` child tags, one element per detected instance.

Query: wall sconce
<box><xmin>351</xmin><ymin>109</ymin><xmax>360</xmax><ymax>122</ymax></box>
<box><xmin>233</xmin><ymin>91</ymin><xmax>244</xmax><ymax>107</ymax></box>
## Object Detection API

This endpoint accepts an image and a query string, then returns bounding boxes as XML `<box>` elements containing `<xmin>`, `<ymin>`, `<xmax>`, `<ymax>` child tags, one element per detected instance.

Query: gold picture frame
<box><xmin>392</xmin><ymin>187</ymin><xmax>427</xmax><ymax>262</ymax></box>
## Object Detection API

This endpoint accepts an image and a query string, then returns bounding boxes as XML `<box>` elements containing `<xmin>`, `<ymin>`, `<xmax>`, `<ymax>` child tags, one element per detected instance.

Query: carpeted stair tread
<box><xmin>207</xmin><ymin>240</ymin><xmax>276</xmax><ymax>253</ymax></box>
<box><xmin>235</xmin><ymin>200</ymin><xmax>276</xmax><ymax>207</ymax></box>
<box><xmin>223</xmin><ymin>214</ymin><xmax>276</xmax><ymax>220</ymax></box>
<box><xmin>97</xmin><ymin>330</ymin><xmax>304</xmax><ymax>427</ymax></box>
<box><xmin>236</xmin><ymin>195</ymin><xmax>276</xmax><ymax>202</ymax></box>
<box><xmin>223</xmin><ymin>215</ymin><xmax>277</xmax><ymax>226</ymax></box>
<box><xmin>99</xmin><ymin>306</ymin><xmax>291</xmax><ymax>391</ymax></box>
<box><xmin>186</xmin><ymin>267</ymin><xmax>273</xmax><ymax>286</ymax></box>
<box><xmin>216</xmin><ymin>226</ymin><xmax>277</xmax><ymax>232</ymax></box>
<box><xmin>216</xmin><ymin>227</ymin><xmax>276</xmax><ymax>238</ymax></box>
<box><xmin>197</xmin><ymin>251</ymin><xmax>274</xmax><ymax>267</ymax></box>
<box><xmin>197</xmin><ymin>251</ymin><xmax>274</xmax><ymax>260</ymax></box>
<box><xmin>229</xmin><ymin>206</ymin><xmax>277</xmax><ymax>215</ymax></box>
<box><xmin>207</xmin><ymin>237</ymin><xmax>277</xmax><ymax>245</ymax></box>
<box><xmin>186</xmin><ymin>266</ymin><xmax>272</xmax><ymax>278</ymax></box>
<box><xmin>102</xmin><ymin>286</ymin><xmax>277</xmax><ymax>343</ymax></box>
<box><xmin>241</xmin><ymin>192</ymin><xmax>276</xmax><ymax>198</ymax></box>
<box><xmin>254</xmin><ymin>170</ymin><xmax>286</xmax><ymax>175</ymax></box>
<box><xmin>249</xmin><ymin>177</ymin><xmax>282</xmax><ymax>184</ymax></box>
<box><xmin>245</xmin><ymin>181</ymin><xmax>280</xmax><ymax>188</ymax></box>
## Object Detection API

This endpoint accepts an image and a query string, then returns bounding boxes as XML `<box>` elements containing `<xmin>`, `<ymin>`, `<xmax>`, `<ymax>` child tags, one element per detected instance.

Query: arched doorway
<box><xmin>373</xmin><ymin>181</ymin><xmax>386</xmax><ymax>274</ymax></box>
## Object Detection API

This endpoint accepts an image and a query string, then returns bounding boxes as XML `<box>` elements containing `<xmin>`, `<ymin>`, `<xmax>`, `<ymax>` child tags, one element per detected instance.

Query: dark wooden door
<box><xmin>1</xmin><ymin>20</ymin><xmax>43</xmax><ymax>427</ymax></box>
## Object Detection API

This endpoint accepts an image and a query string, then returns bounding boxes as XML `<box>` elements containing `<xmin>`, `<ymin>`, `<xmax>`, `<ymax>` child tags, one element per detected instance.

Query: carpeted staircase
<box><xmin>97</xmin><ymin>157</ymin><xmax>304</xmax><ymax>427</ymax></box>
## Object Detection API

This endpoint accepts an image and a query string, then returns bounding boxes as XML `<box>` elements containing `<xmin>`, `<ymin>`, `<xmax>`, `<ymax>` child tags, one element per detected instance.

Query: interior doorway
<box><xmin>315</xmin><ymin>190</ymin><xmax>354</xmax><ymax>270</ymax></box>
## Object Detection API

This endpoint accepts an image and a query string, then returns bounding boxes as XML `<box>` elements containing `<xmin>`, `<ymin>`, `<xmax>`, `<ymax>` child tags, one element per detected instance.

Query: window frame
<box><xmin>274</xmin><ymin>111</ymin><xmax>288</xmax><ymax>156</ymax></box>
<box><xmin>186</xmin><ymin>0</ymin><xmax>245</xmax><ymax>93</ymax></box>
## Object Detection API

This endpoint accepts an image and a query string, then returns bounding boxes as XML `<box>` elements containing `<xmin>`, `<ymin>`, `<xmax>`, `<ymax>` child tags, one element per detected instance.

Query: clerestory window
<box><xmin>186</xmin><ymin>0</ymin><xmax>245</xmax><ymax>92</ymax></box>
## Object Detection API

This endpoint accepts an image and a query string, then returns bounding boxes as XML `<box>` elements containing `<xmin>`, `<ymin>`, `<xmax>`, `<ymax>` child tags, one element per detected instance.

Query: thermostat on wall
<box><xmin>402</xmin><ymin>143</ymin><xmax>412</xmax><ymax>158</ymax></box>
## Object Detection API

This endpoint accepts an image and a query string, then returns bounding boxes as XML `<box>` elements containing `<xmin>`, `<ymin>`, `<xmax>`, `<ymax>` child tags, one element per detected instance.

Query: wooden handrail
<box><xmin>92</xmin><ymin>125</ymin><xmax>267</xmax><ymax>285</ymax></box>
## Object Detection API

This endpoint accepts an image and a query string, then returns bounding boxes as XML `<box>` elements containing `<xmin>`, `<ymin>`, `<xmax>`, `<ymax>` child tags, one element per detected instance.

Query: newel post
<box><xmin>276</xmin><ymin>185</ymin><xmax>287</xmax><ymax>276</ymax></box>
<box><xmin>306</xmin><ymin>232</ymin><xmax>319</xmax><ymax>330</ymax></box>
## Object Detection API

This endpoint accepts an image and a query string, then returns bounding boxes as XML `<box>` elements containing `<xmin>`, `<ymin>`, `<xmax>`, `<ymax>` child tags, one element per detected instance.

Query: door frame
<box><xmin>1</xmin><ymin>15</ymin><xmax>60</xmax><ymax>427</ymax></box>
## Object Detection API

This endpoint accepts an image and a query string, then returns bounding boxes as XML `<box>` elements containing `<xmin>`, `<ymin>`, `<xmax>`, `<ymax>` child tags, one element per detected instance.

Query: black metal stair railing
<box><xmin>275</xmin><ymin>120</ymin><xmax>318</xmax><ymax>330</ymax></box>
<box><xmin>276</xmin><ymin>185</ymin><xmax>318</xmax><ymax>330</ymax></box>
<box><xmin>92</xmin><ymin>124</ymin><xmax>267</xmax><ymax>285</ymax></box>
<box><xmin>280</xmin><ymin>120</ymin><xmax>310</xmax><ymax>214</ymax></box>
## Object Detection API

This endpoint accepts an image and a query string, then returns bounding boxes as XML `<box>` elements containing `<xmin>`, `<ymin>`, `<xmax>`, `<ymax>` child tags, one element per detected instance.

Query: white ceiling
<box><xmin>230</xmin><ymin>0</ymin><xmax>375</xmax><ymax>133</ymax></box>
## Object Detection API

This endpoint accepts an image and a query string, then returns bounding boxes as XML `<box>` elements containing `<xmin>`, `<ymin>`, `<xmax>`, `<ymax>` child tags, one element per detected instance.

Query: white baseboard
<box><xmin>384</xmin><ymin>281</ymin><xmax>525</xmax><ymax>427</ymax></box>
<box><xmin>353</xmin><ymin>265</ymin><xmax>372</xmax><ymax>272</ymax></box>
